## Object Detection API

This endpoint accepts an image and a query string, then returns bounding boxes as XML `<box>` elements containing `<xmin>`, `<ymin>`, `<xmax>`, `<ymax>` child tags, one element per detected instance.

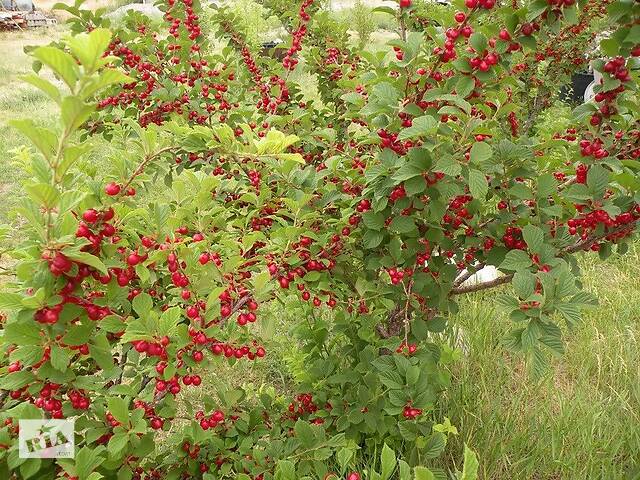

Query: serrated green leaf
<box><xmin>363</xmin><ymin>211</ymin><xmax>385</xmax><ymax>230</ymax></box>
<box><xmin>397</xmin><ymin>115</ymin><xmax>438</xmax><ymax>141</ymax></box>
<box><xmin>50</xmin><ymin>344</ymin><xmax>71</xmax><ymax>371</ymax></box>
<box><xmin>499</xmin><ymin>249</ymin><xmax>531</xmax><ymax>271</ymax></box>
<box><xmin>414</xmin><ymin>466</ymin><xmax>435</xmax><ymax>480</ymax></box>
<box><xmin>132</xmin><ymin>293</ymin><xmax>153</xmax><ymax>317</ymax></box>
<box><xmin>107</xmin><ymin>397</ymin><xmax>129</xmax><ymax>425</ymax></box>
<box><xmin>522</xmin><ymin>225</ymin><xmax>544</xmax><ymax>254</ymax></box>
<box><xmin>434</xmin><ymin>156</ymin><xmax>461</xmax><ymax>177</ymax></box>
<box><xmin>512</xmin><ymin>271</ymin><xmax>535</xmax><ymax>299</ymax></box>
<box><xmin>468</xmin><ymin>169</ymin><xmax>488</xmax><ymax>200</ymax></box>
<box><xmin>0</xmin><ymin>292</ymin><xmax>26</xmax><ymax>310</ymax></box>
<box><xmin>390</xmin><ymin>216</ymin><xmax>416</xmax><ymax>234</ymax></box>
<box><xmin>32</xmin><ymin>46</ymin><xmax>79</xmax><ymax>90</ymax></box>
<box><xmin>469</xmin><ymin>142</ymin><xmax>492</xmax><ymax>165</ymax></box>
<box><xmin>294</xmin><ymin>420</ymin><xmax>316</xmax><ymax>448</ymax></box>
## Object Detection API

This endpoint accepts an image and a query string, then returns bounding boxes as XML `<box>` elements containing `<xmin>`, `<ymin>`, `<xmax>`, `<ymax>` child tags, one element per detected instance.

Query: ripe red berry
<box><xmin>399</xmin><ymin>0</ymin><xmax>411</xmax><ymax>7</ymax></box>
<box><xmin>105</xmin><ymin>182</ymin><xmax>121</xmax><ymax>196</ymax></box>
<box><xmin>82</xmin><ymin>209</ymin><xmax>99</xmax><ymax>223</ymax></box>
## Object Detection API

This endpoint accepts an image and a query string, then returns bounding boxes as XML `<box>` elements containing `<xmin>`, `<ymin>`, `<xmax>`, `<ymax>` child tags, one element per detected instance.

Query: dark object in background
<box><xmin>261</xmin><ymin>40</ymin><xmax>286</xmax><ymax>60</ymax></box>
<box><xmin>559</xmin><ymin>72</ymin><xmax>594</xmax><ymax>104</ymax></box>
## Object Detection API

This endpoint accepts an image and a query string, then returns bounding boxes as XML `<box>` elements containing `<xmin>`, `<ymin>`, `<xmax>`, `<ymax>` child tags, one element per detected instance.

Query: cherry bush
<box><xmin>1</xmin><ymin>0</ymin><xmax>639</xmax><ymax>478</ymax></box>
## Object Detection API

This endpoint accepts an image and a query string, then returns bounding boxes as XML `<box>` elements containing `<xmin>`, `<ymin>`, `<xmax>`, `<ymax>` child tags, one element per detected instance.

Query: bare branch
<box><xmin>450</xmin><ymin>273</ymin><xmax>514</xmax><ymax>295</ymax></box>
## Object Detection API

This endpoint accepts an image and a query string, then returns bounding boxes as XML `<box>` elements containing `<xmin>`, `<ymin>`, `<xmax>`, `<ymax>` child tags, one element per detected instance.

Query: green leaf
<box><xmin>599</xmin><ymin>38</ymin><xmax>619</xmax><ymax>57</ymax></box>
<box><xmin>107</xmin><ymin>397</ymin><xmax>130</xmax><ymax>425</ymax></box>
<box><xmin>372</xmin><ymin>5</ymin><xmax>396</xmax><ymax>15</ymax></box>
<box><xmin>363</xmin><ymin>211</ymin><xmax>385</xmax><ymax>230</ymax></box>
<box><xmin>89</xmin><ymin>333</ymin><xmax>115</xmax><ymax>371</ymax></box>
<box><xmin>2</xmin><ymin>322</ymin><xmax>44</xmax><ymax>345</ymax></box>
<box><xmin>132</xmin><ymin>293</ymin><xmax>153</xmax><ymax>317</ymax></box>
<box><xmin>397</xmin><ymin>115</ymin><xmax>438</xmax><ymax>141</ymax></box>
<box><xmin>20</xmin><ymin>459</ymin><xmax>41</xmax><ymax>479</ymax></box>
<box><xmin>468</xmin><ymin>169</ymin><xmax>488</xmax><ymax>200</ymax></box>
<box><xmin>66</xmin><ymin>28</ymin><xmax>112</xmax><ymax>72</ymax></box>
<box><xmin>434</xmin><ymin>156</ymin><xmax>461</xmax><ymax>177</ymax></box>
<box><xmin>469</xmin><ymin>32</ymin><xmax>487</xmax><ymax>54</ymax></box>
<box><xmin>0</xmin><ymin>370</ymin><xmax>35</xmax><ymax>390</ymax></box>
<box><xmin>390</xmin><ymin>216</ymin><xmax>416</xmax><ymax>234</ymax></box>
<box><xmin>61</xmin><ymin>96</ymin><xmax>95</xmax><ymax>131</ymax></box>
<box><xmin>0</xmin><ymin>292</ymin><xmax>26</xmax><ymax>310</ymax></box>
<box><xmin>469</xmin><ymin>142</ymin><xmax>492</xmax><ymax>164</ymax></box>
<box><xmin>75</xmin><ymin>446</ymin><xmax>106</xmax><ymax>480</ymax></box>
<box><xmin>25</xmin><ymin>183</ymin><xmax>59</xmax><ymax>208</ymax></box>
<box><xmin>255</xmin><ymin>130</ymin><xmax>300</xmax><ymax>155</ymax></box>
<box><xmin>8</xmin><ymin>119</ymin><xmax>58</xmax><ymax>160</ymax></box>
<box><xmin>364</xmin><ymin>230</ymin><xmax>385</xmax><ymax>248</ymax></box>
<box><xmin>274</xmin><ymin>460</ymin><xmax>296</xmax><ymax>480</ymax></box>
<box><xmin>456</xmin><ymin>76</ymin><xmax>475</xmax><ymax>98</ymax></box>
<box><xmin>499</xmin><ymin>250</ymin><xmax>532</xmax><ymax>271</ymax></box>
<box><xmin>107</xmin><ymin>432</ymin><xmax>129</xmax><ymax>458</ymax></box>
<box><xmin>50</xmin><ymin>345</ymin><xmax>71</xmax><ymax>371</ymax></box>
<box><xmin>460</xmin><ymin>445</ymin><xmax>479</xmax><ymax>480</ymax></box>
<box><xmin>399</xmin><ymin>460</ymin><xmax>411</xmax><ymax>480</ymax></box>
<box><xmin>372</xmin><ymin>82</ymin><xmax>400</xmax><ymax>105</ymax></box>
<box><xmin>522</xmin><ymin>225</ymin><xmax>544</xmax><ymax>254</ymax></box>
<box><xmin>540</xmin><ymin>330</ymin><xmax>564</xmax><ymax>355</ymax></box>
<box><xmin>512</xmin><ymin>271</ymin><xmax>535</xmax><ymax>299</ymax></box>
<box><xmin>405</xmin><ymin>175</ymin><xmax>427</xmax><ymax>195</ymax></box>
<box><xmin>414</xmin><ymin>466</ymin><xmax>435</xmax><ymax>480</ymax></box>
<box><xmin>422</xmin><ymin>432</ymin><xmax>446</xmax><ymax>459</ymax></box>
<box><xmin>31</xmin><ymin>46</ymin><xmax>79</xmax><ymax>90</ymax></box>
<box><xmin>526</xmin><ymin>0</ymin><xmax>548</xmax><ymax>22</ymax></box>
<box><xmin>337</xmin><ymin>447</ymin><xmax>354</xmax><ymax>473</ymax></box>
<box><xmin>521</xmin><ymin>321</ymin><xmax>540</xmax><ymax>350</ymax></box>
<box><xmin>62</xmin><ymin>249</ymin><xmax>108</xmax><ymax>274</ymax></box>
<box><xmin>529</xmin><ymin>346</ymin><xmax>549</xmax><ymax>379</ymax></box>
<box><xmin>21</xmin><ymin>73</ymin><xmax>61</xmax><ymax>104</ymax></box>
<box><xmin>294</xmin><ymin>420</ymin><xmax>316</xmax><ymax>448</ymax></box>
<box><xmin>586</xmin><ymin>164</ymin><xmax>609</xmax><ymax>198</ymax></box>
<box><xmin>83</xmin><ymin>68</ymin><xmax>133</xmax><ymax>97</ymax></box>
<box><xmin>556</xmin><ymin>302</ymin><xmax>581</xmax><ymax>325</ymax></box>
<box><xmin>381</xmin><ymin>443</ymin><xmax>397</xmax><ymax>480</ymax></box>
<box><xmin>159</xmin><ymin>307</ymin><xmax>180</xmax><ymax>336</ymax></box>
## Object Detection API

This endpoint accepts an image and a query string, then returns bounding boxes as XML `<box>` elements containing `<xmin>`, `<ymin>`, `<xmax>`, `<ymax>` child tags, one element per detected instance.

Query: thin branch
<box><xmin>453</xmin><ymin>262</ymin><xmax>486</xmax><ymax>288</ymax></box>
<box><xmin>450</xmin><ymin>220</ymin><xmax>638</xmax><ymax>296</ymax></box>
<box><xmin>450</xmin><ymin>272</ymin><xmax>514</xmax><ymax>295</ymax></box>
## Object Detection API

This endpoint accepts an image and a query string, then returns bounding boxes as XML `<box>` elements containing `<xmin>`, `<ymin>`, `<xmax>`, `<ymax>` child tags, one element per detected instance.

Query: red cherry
<box><xmin>399</xmin><ymin>0</ymin><xmax>411</xmax><ymax>7</ymax></box>
<box><xmin>105</xmin><ymin>182</ymin><xmax>121</xmax><ymax>196</ymax></box>
<box><xmin>82</xmin><ymin>209</ymin><xmax>99</xmax><ymax>223</ymax></box>
<box><xmin>150</xmin><ymin>418</ymin><xmax>164</xmax><ymax>429</ymax></box>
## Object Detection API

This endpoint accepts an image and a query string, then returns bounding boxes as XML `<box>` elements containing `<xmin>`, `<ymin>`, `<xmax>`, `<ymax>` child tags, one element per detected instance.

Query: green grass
<box><xmin>0</xmin><ymin>29</ymin><xmax>62</xmax><ymax>224</ymax></box>
<box><xmin>436</xmin><ymin>247</ymin><xmax>640</xmax><ymax>480</ymax></box>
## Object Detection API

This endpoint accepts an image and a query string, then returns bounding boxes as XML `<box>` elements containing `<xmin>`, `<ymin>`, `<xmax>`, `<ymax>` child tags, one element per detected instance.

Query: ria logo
<box><xmin>18</xmin><ymin>419</ymin><xmax>75</xmax><ymax>459</ymax></box>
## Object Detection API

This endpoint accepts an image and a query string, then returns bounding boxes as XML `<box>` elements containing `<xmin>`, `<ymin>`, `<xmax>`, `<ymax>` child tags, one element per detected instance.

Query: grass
<box><xmin>0</xmin><ymin>28</ymin><xmax>62</xmax><ymax>224</ymax></box>
<box><xmin>437</xmin><ymin>247</ymin><xmax>640</xmax><ymax>480</ymax></box>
